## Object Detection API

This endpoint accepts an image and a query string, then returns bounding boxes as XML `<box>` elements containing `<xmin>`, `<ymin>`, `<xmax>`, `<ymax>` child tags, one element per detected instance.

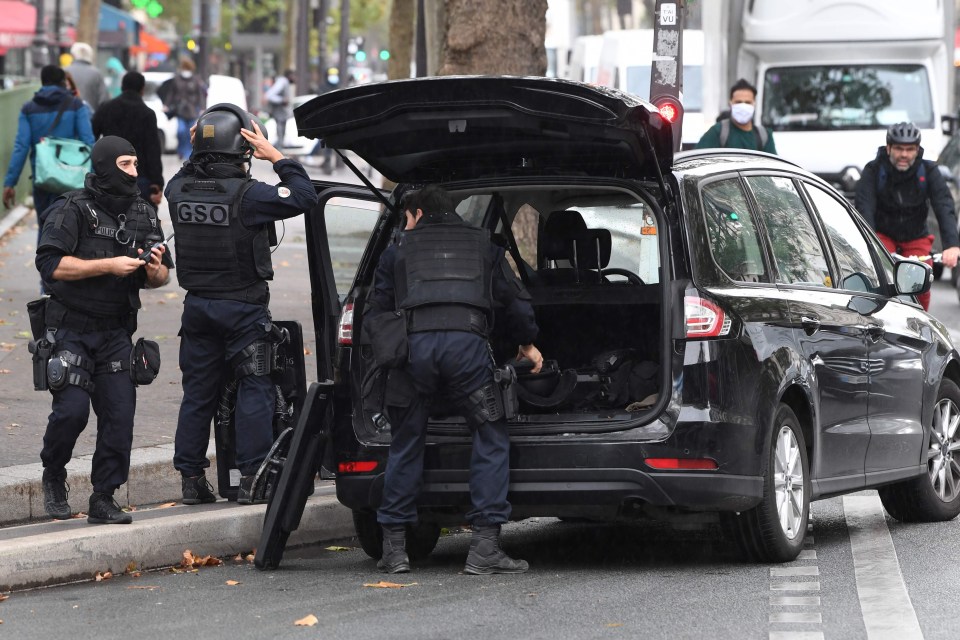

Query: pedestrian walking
<box><xmin>696</xmin><ymin>78</ymin><xmax>777</xmax><ymax>154</ymax></box>
<box><xmin>3</xmin><ymin>65</ymin><xmax>95</xmax><ymax>238</ymax></box>
<box><xmin>33</xmin><ymin>135</ymin><xmax>173</xmax><ymax>524</ymax></box>
<box><xmin>161</xmin><ymin>58</ymin><xmax>207</xmax><ymax>160</ymax></box>
<box><xmin>165</xmin><ymin>104</ymin><xmax>317</xmax><ymax>505</ymax></box>
<box><xmin>65</xmin><ymin>42</ymin><xmax>111</xmax><ymax>113</ymax></box>
<box><xmin>264</xmin><ymin>69</ymin><xmax>295</xmax><ymax>147</ymax></box>
<box><xmin>366</xmin><ymin>185</ymin><xmax>543</xmax><ymax>575</ymax></box>
<box><xmin>92</xmin><ymin>71</ymin><xmax>165</xmax><ymax>206</ymax></box>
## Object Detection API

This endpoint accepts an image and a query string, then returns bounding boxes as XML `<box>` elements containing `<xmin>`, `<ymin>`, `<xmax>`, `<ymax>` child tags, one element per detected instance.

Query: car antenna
<box><xmin>333</xmin><ymin>148</ymin><xmax>399</xmax><ymax>217</ymax></box>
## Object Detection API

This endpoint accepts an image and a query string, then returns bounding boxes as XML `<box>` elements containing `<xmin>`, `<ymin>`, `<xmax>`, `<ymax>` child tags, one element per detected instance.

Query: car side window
<box><xmin>746</xmin><ymin>175</ymin><xmax>831</xmax><ymax>287</ymax></box>
<box><xmin>701</xmin><ymin>178</ymin><xmax>768</xmax><ymax>283</ymax></box>
<box><xmin>805</xmin><ymin>185</ymin><xmax>883</xmax><ymax>294</ymax></box>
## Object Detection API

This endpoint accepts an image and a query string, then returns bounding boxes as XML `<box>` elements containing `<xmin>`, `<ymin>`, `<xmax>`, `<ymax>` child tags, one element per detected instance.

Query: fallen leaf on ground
<box><xmin>94</xmin><ymin>571</ymin><xmax>113</xmax><ymax>582</ymax></box>
<box><xmin>0</xmin><ymin>593</ymin><xmax>8</xmax><ymax>601</ymax></box>
<box><xmin>605</xmin><ymin>623</ymin><xmax>623</xmax><ymax>628</ymax></box>
<box><xmin>325</xmin><ymin>546</ymin><xmax>354</xmax><ymax>552</ymax></box>
<box><xmin>0</xmin><ymin>370</ymin><xmax>11</xmax><ymax>375</ymax></box>
<box><xmin>233</xmin><ymin>553</ymin><xmax>244</xmax><ymax>562</ymax></box>
<box><xmin>164</xmin><ymin>292</ymin><xmax>179</xmax><ymax>300</ymax></box>
<box><xmin>127</xmin><ymin>586</ymin><xmax>160</xmax><ymax>590</ymax></box>
<box><xmin>245</xmin><ymin>552</ymin><xmax>255</xmax><ymax>562</ymax></box>
<box><xmin>363</xmin><ymin>581</ymin><xmax>418</xmax><ymax>589</ymax></box>
<box><xmin>156</xmin><ymin>502</ymin><xmax>177</xmax><ymax>509</ymax></box>
<box><xmin>7</xmin><ymin>424</ymin><xmax>19</xmax><ymax>429</ymax></box>
<box><xmin>225</xmin><ymin>580</ymin><xmax>240</xmax><ymax>586</ymax></box>
<box><xmin>294</xmin><ymin>614</ymin><xmax>319</xmax><ymax>627</ymax></box>
<box><xmin>125</xmin><ymin>562</ymin><xmax>138</xmax><ymax>574</ymax></box>
<box><xmin>15</xmin><ymin>331</ymin><xmax>31</xmax><ymax>339</ymax></box>
<box><xmin>71</xmin><ymin>512</ymin><xmax>87</xmax><ymax>519</ymax></box>
<box><xmin>181</xmin><ymin>550</ymin><xmax>223</xmax><ymax>568</ymax></box>
<box><xmin>0</xmin><ymin>342</ymin><xmax>15</xmax><ymax>351</ymax></box>
<box><xmin>303</xmin><ymin>347</ymin><xmax>313</xmax><ymax>356</ymax></box>
<box><xmin>130</xmin><ymin>571</ymin><xmax>142</xmax><ymax>578</ymax></box>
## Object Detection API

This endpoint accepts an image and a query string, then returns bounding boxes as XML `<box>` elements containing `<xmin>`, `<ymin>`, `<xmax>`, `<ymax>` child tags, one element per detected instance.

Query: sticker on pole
<box><xmin>660</xmin><ymin>3</ymin><xmax>677</xmax><ymax>26</ymax></box>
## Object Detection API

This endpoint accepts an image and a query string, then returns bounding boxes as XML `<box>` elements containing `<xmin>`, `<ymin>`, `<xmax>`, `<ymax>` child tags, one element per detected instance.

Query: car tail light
<box><xmin>338</xmin><ymin>460</ymin><xmax>378</xmax><ymax>473</ymax></box>
<box><xmin>338</xmin><ymin>301</ymin><xmax>354</xmax><ymax>344</ymax></box>
<box><xmin>645</xmin><ymin>458</ymin><xmax>718</xmax><ymax>470</ymax></box>
<box><xmin>684</xmin><ymin>295</ymin><xmax>732</xmax><ymax>338</ymax></box>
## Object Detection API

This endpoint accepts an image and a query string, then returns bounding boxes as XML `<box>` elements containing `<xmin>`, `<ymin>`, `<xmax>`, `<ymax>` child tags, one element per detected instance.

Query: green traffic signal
<box><xmin>355</xmin><ymin>50</ymin><xmax>366</xmax><ymax>62</ymax></box>
<box><xmin>146</xmin><ymin>0</ymin><xmax>164</xmax><ymax>17</ymax></box>
<box><xmin>379</xmin><ymin>49</ymin><xmax>390</xmax><ymax>61</ymax></box>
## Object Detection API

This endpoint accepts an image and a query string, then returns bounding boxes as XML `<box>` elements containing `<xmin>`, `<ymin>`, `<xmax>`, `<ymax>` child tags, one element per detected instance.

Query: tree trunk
<box><xmin>388</xmin><ymin>0</ymin><xmax>415</xmax><ymax>80</ymax></box>
<box><xmin>438</xmin><ymin>0</ymin><xmax>547</xmax><ymax>76</ymax></box>
<box><xmin>76</xmin><ymin>0</ymin><xmax>102</xmax><ymax>51</ymax></box>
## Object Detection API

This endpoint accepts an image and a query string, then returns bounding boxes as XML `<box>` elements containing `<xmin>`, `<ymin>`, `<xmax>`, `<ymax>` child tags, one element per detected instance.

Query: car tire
<box><xmin>352</xmin><ymin>509</ymin><xmax>442</xmax><ymax>561</ymax></box>
<box><xmin>878</xmin><ymin>378</ymin><xmax>960</xmax><ymax>522</ymax></box>
<box><xmin>724</xmin><ymin>404</ymin><xmax>809</xmax><ymax>563</ymax></box>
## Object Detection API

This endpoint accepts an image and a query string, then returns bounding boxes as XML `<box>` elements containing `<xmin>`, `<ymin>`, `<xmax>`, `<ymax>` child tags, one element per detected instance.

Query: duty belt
<box><xmin>406</xmin><ymin>305</ymin><xmax>488</xmax><ymax>336</ymax></box>
<box><xmin>47</xmin><ymin>298</ymin><xmax>128</xmax><ymax>333</ymax></box>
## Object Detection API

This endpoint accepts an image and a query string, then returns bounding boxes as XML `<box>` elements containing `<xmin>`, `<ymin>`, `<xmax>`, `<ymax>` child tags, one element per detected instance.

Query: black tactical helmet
<box><xmin>192</xmin><ymin>103</ymin><xmax>263</xmax><ymax>159</ymax></box>
<box><xmin>886</xmin><ymin>122</ymin><xmax>921</xmax><ymax>145</ymax></box>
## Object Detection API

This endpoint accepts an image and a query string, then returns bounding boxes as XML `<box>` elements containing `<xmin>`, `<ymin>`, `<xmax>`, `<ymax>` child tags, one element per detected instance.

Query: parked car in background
<box><xmin>143</xmin><ymin>71</ymin><xmax>248</xmax><ymax>154</ymax></box>
<box><xmin>258</xmin><ymin>77</ymin><xmax>960</xmax><ymax>570</ymax></box>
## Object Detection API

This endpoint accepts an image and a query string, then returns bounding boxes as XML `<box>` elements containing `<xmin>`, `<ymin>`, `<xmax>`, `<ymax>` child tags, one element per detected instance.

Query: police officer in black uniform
<box><xmin>368</xmin><ymin>185</ymin><xmax>543</xmax><ymax>575</ymax></box>
<box><xmin>35</xmin><ymin>135</ymin><xmax>172</xmax><ymax>524</ymax></box>
<box><xmin>165</xmin><ymin>104</ymin><xmax>318</xmax><ymax>505</ymax></box>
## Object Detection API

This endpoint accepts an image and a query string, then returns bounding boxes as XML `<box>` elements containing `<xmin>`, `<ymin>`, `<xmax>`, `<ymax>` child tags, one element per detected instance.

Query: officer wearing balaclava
<box><xmin>34</xmin><ymin>135</ymin><xmax>173</xmax><ymax>525</ymax></box>
<box><xmin>695</xmin><ymin>78</ymin><xmax>778</xmax><ymax>154</ymax></box>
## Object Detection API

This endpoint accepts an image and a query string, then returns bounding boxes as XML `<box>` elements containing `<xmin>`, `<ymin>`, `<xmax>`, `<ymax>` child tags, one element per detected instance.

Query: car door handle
<box><xmin>800</xmin><ymin>316</ymin><xmax>821</xmax><ymax>335</ymax></box>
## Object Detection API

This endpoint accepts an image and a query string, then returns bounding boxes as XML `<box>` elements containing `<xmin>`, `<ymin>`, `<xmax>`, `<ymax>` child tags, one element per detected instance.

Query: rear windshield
<box><xmin>762</xmin><ymin>64</ymin><xmax>934</xmax><ymax>131</ymax></box>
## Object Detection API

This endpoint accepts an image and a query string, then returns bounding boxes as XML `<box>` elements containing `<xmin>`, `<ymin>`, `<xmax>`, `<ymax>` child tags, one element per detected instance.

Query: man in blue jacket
<box><xmin>3</xmin><ymin>65</ymin><xmax>95</xmax><ymax>232</ymax></box>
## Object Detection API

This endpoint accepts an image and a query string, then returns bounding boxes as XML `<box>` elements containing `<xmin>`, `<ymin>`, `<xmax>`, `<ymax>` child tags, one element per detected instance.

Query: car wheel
<box><xmin>878</xmin><ymin>378</ymin><xmax>960</xmax><ymax>522</ymax></box>
<box><xmin>724</xmin><ymin>404</ymin><xmax>809</xmax><ymax>562</ymax></box>
<box><xmin>351</xmin><ymin>509</ymin><xmax>442</xmax><ymax>561</ymax></box>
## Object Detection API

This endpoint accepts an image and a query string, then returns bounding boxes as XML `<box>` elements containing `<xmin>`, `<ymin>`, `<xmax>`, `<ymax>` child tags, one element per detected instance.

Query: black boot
<box><xmin>42</xmin><ymin>475</ymin><xmax>72</xmax><ymax>520</ymax></box>
<box><xmin>87</xmin><ymin>492</ymin><xmax>132</xmax><ymax>525</ymax></box>
<box><xmin>464</xmin><ymin>524</ymin><xmax>528</xmax><ymax>575</ymax></box>
<box><xmin>237</xmin><ymin>474</ymin><xmax>271</xmax><ymax>505</ymax></box>
<box><xmin>181</xmin><ymin>474</ymin><xmax>217</xmax><ymax>505</ymax></box>
<box><xmin>377</xmin><ymin>524</ymin><xmax>411</xmax><ymax>574</ymax></box>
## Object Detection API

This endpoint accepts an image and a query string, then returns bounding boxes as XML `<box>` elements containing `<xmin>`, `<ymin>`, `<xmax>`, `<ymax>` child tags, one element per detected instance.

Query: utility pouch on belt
<box><xmin>130</xmin><ymin>338</ymin><xmax>161</xmax><ymax>386</ymax></box>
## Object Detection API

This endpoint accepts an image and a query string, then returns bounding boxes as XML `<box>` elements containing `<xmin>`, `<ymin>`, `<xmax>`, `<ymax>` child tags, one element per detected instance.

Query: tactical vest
<box><xmin>48</xmin><ymin>191</ymin><xmax>157</xmax><ymax>318</ymax></box>
<box><xmin>395</xmin><ymin>222</ymin><xmax>494</xmax><ymax>335</ymax></box>
<box><xmin>167</xmin><ymin>174</ymin><xmax>274</xmax><ymax>302</ymax></box>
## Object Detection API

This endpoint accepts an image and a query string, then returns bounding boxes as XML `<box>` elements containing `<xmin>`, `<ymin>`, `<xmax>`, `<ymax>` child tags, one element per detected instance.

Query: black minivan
<box><xmin>256</xmin><ymin>77</ymin><xmax>960</xmax><ymax>568</ymax></box>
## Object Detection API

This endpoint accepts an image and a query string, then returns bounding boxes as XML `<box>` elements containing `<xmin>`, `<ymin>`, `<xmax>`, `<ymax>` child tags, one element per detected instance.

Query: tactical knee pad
<box><xmin>460</xmin><ymin>381</ymin><xmax>505</xmax><ymax>429</ymax></box>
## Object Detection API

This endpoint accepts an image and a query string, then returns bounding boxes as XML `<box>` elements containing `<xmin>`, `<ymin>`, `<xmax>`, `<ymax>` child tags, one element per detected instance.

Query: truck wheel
<box><xmin>725</xmin><ymin>404</ymin><xmax>809</xmax><ymax>562</ymax></box>
<box><xmin>879</xmin><ymin>378</ymin><xmax>960</xmax><ymax>522</ymax></box>
<box><xmin>352</xmin><ymin>510</ymin><xmax>442</xmax><ymax>560</ymax></box>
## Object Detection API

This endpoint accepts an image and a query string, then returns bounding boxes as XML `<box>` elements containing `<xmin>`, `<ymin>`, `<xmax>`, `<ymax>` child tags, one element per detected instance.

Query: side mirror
<box><xmin>895</xmin><ymin>259</ymin><xmax>932</xmax><ymax>296</ymax></box>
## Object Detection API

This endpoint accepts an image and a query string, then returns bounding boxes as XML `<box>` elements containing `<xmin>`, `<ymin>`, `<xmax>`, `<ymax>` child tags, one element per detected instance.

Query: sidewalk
<box><xmin>0</xmin><ymin>155</ymin><xmax>368</xmax><ymax>590</ymax></box>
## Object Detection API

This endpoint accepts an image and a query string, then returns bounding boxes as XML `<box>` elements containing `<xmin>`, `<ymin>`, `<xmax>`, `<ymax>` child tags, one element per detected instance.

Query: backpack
<box><xmin>877</xmin><ymin>159</ymin><xmax>928</xmax><ymax>195</ymax></box>
<box><xmin>719</xmin><ymin>118</ymin><xmax>769</xmax><ymax>151</ymax></box>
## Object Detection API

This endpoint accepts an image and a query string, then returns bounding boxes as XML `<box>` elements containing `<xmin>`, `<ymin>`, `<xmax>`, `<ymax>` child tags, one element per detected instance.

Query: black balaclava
<box><xmin>88</xmin><ymin>136</ymin><xmax>139</xmax><ymax>215</ymax></box>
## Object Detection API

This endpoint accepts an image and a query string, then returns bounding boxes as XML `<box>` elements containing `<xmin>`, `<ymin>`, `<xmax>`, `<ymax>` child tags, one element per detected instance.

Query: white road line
<box><xmin>843</xmin><ymin>493</ymin><xmax>924</xmax><ymax>640</ymax></box>
<box><xmin>771</xmin><ymin>582</ymin><xmax>820</xmax><ymax>591</ymax></box>
<box><xmin>770</xmin><ymin>596</ymin><xmax>821</xmax><ymax>606</ymax></box>
<box><xmin>770</xmin><ymin>612</ymin><xmax>823</xmax><ymax>623</ymax></box>
<box><xmin>797</xmin><ymin>550</ymin><xmax>817</xmax><ymax>560</ymax></box>
<box><xmin>771</xmin><ymin>566</ymin><xmax>820</xmax><ymax>577</ymax></box>
<box><xmin>769</xmin><ymin>632</ymin><xmax>824</xmax><ymax>640</ymax></box>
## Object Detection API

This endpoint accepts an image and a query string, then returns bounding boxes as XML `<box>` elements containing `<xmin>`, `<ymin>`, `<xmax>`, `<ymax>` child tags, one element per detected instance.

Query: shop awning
<box><xmin>131</xmin><ymin>30</ymin><xmax>170</xmax><ymax>56</ymax></box>
<box><xmin>0</xmin><ymin>1</ymin><xmax>37</xmax><ymax>52</ymax></box>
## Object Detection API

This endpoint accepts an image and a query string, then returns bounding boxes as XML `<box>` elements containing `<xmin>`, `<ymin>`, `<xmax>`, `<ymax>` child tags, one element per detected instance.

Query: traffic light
<box><xmin>378</xmin><ymin>49</ymin><xmax>390</xmax><ymax>61</ymax></box>
<box><xmin>651</xmin><ymin>94</ymin><xmax>684</xmax><ymax>151</ymax></box>
<box><xmin>131</xmin><ymin>0</ymin><xmax>163</xmax><ymax>17</ymax></box>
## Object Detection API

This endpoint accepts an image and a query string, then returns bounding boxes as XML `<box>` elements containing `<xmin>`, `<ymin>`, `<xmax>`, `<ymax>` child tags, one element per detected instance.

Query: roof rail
<box><xmin>674</xmin><ymin>148</ymin><xmax>802</xmax><ymax>169</ymax></box>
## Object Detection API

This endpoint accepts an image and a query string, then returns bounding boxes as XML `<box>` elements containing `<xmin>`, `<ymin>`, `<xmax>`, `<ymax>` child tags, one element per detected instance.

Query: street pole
<box><xmin>198</xmin><ymin>0</ymin><xmax>211</xmax><ymax>81</ymax></box>
<box><xmin>650</xmin><ymin>0</ymin><xmax>685</xmax><ymax>151</ymax></box>
<box><xmin>54</xmin><ymin>0</ymin><xmax>62</xmax><ymax>56</ymax></box>
<box><xmin>317</xmin><ymin>0</ymin><xmax>329</xmax><ymax>82</ymax></box>
<box><xmin>337</xmin><ymin>0</ymin><xmax>349</xmax><ymax>86</ymax></box>
<box><xmin>32</xmin><ymin>0</ymin><xmax>48</xmax><ymax>68</ymax></box>
<box><xmin>296</xmin><ymin>0</ymin><xmax>310</xmax><ymax>91</ymax></box>
<box><xmin>415</xmin><ymin>0</ymin><xmax>426</xmax><ymax>77</ymax></box>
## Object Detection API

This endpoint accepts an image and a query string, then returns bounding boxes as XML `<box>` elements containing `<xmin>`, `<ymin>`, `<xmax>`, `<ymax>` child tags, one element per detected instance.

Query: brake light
<box><xmin>338</xmin><ymin>460</ymin><xmax>378</xmax><ymax>473</ymax></box>
<box><xmin>338</xmin><ymin>302</ymin><xmax>354</xmax><ymax>344</ymax></box>
<box><xmin>684</xmin><ymin>295</ymin><xmax>732</xmax><ymax>338</ymax></box>
<box><xmin>645</xmin><ymin>458</ymin><xmax>718</xmax><ymax>470</ymax></box>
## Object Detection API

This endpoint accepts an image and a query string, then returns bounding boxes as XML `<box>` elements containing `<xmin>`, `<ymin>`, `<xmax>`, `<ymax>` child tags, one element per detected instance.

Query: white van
<box><xmin>737</xmin><ymin>0</ymin><xmax>954</xmax><ymax>191</ymax></box>
<box><xmin>565</xmin><ymin>35</ymin><xmax>603</xmax><ymax>84</ymax></box>
<box><xmin>595</xmin><ymin>29</ymin><xmax>706</xmax><ymax>148</ymax></box>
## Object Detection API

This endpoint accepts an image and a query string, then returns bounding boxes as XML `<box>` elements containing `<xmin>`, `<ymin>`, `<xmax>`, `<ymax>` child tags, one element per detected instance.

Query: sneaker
<box><xmin>181</xmin><ymin>475</ymin><xmax>217</xmax><ymax>505</ymax></box>
<box><xmin>87</xmin><ymin>492</ymin><xmax>133</xmax><ymax>525</ymax></box>
<box><xmin>237</xmin><ymin>475</ymin><xmax>270</xmax><ymax>505</ymax></box>
<box><xmin>43</xmin><ymin>477</ymin><xmax>72</xmax><ymax>520</ymax></box>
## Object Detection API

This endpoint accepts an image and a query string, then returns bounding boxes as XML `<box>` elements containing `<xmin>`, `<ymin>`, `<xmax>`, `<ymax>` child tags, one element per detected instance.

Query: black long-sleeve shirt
<box><xmin>92</xmin><ymin>91</ymin><xmax>165</xmax><ymax>191</ymax></box>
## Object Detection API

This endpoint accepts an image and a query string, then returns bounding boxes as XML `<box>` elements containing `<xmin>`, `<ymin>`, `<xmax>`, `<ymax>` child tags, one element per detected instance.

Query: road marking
<box><xmin>771</xmin><ymin>566</ymin><xmax>820</xmax><ymax>577</ymax></box>
<box><xmin>771</xmin><ymin>582</ymin><xmax>820</xmax><ymax>591</ymax></box>
<box><xmin>843</xmin><ymin>494</ymin><xmax>923</xmax><ymax>639</ymax></box>
<box><xmin>769</xmin><ymin>633</ymin><xmax>824</xmax><ymax>640</ymax></box>
<box><xmin>797</xmin><ymin>550</ymin><xmax>817</xmax><ymax>560</ymax></box>
<box><xmin>770</xmin><ymin>612</ymin><xmax>822</xmax><ymax>623</ymax></box>
<box><xmin>771</xmin><ymin>596</ymin><xmax>820</xmax><ymax>606</ymax></box>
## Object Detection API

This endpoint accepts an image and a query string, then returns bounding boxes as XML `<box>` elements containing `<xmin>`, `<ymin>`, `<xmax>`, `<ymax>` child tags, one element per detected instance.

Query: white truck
<box><xmin>711</xmin><ymin>0</ymin><xmax>955</xmax><ymax>195</ymax></box>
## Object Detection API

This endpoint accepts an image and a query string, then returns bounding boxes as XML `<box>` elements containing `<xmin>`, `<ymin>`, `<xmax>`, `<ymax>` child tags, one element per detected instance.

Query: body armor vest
<box><xmin>395</xmin><ymin>222</ymin><xmax>494</xmax><ymax>334</ymax></box>
<box><xmin>167</xmin><ymin>174</ymin><xmax>273</xmax><ymax>301</ymax></box>
<box><xmin>48</xmin><ymin>192</ymin><xmax>157</xmax><ymax>318</ymax></box>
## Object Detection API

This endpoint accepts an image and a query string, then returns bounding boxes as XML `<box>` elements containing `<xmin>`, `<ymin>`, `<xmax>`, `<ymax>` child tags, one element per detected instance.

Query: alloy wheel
<box><xmin>773</xmin><ymin>425</ymin><xmax>804</xmax><ymax>540</ymax></box>
<box><xmin>928</xmin><ymin>396</ymin><xmax>960</xmax><ymax>503</ymax></box>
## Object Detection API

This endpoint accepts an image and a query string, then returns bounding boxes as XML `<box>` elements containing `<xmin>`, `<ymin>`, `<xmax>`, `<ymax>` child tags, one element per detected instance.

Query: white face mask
<box><xmin>730</xmin><ymin>102</ymin><xmax>755</xmax><ymax>125</ymax></box>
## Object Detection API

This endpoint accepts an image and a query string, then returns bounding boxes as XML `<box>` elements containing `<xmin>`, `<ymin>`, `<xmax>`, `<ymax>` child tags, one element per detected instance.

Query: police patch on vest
<box><xmin>176</xmin><ymin>201</ymin><xmax>231</xmax><ymax>226</ymax></box>
<box><xmin>277</xmin><ymin>186</ymin><xmax>290</xmax><ymax>198</ymax></box>
<box><xmin>93</xmin><ymin>225</ymin><xmax>118</xmax><ymax>239</ymax></box>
